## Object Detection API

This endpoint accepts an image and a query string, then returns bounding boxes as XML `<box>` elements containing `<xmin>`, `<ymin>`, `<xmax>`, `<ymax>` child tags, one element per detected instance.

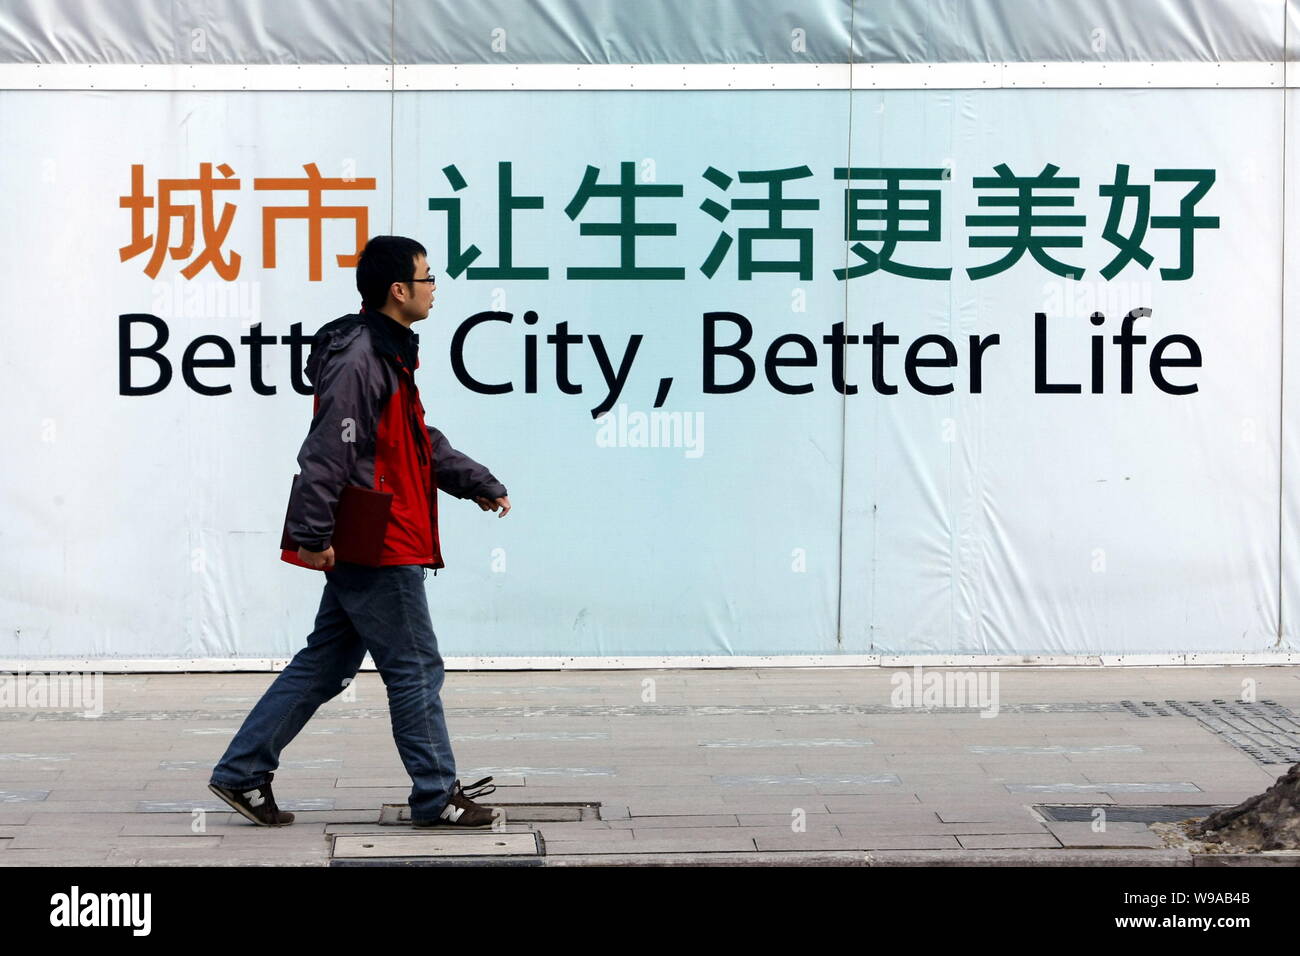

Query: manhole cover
<box><xmin>378</xmin><ymin>802</ymin><xmax>599</xmax><ymax>825</ymax></box>
<box><xmin>331</xmin><ymin>832</ymin><xmax>540</xmax><ymax>859</ymax></box>
<box><xmin>1035</xmin><ymin>804</ymin><xmax>1235</xmax><ymax>823</ymax></box>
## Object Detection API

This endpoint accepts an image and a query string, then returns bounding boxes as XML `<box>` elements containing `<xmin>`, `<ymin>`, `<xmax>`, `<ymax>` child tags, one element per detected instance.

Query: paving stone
<box><xmin>623</xmin><ymin>832</ymin><xmax>758</xmax><ymax>853</ymax></box>
<box><xmin>721</xmin><ymin>772</ymin><xmax>903</xmax><ymax>787</ymax></box>
<box><xmin>332</xmin><ymin>777</ymin><xmax>412</xmax><ymax>789</ymax></box>
<box><xmin>20</xmin><ymin>808</ymin><xmax>233</xmax><ymax>827</ymax></box>
<box><xmin>321</xmin><ymin>793</ymin><xmax>400</xmax><ymax>811</ymax></box>
<box><xmin>0</xmin><ymin>790</ymin><xmax>49</xmax><ymax>803</ymax></box>
<box><xmin>115</xmin><ymin>820</ymin><xmax>256</xmax><ymax>837</ymax></box>
<box><xmin>606</xmin><ymin>814</ymin><xmax>740</xmax><ymax>829</ymax></box>
<box><xmin>1078</xmin><ymin>769</ymin><xmax>1222</xmax><ymax>784</ymax></box>
<box><xmin>820</xmin><ymin>795</ymin><xmax>926</xmax><ymax>811</ymax></box>
<box><xmin>973</xmin><ymin>759</ymin><xmax>1080</xmax><ymax>775</ymax></box>
<box><xmin>1045</xmin><ymin>822</ymin><xmax>1165</xmax><ymax>848</ymax></box>
<box><xmin>821</xmin><ymin>808</ymin><xmax>947</xmax><ymax>824</ymax></box>
<box><xmin>881</xmin><ymin>754</ymin><xmax>1015</xmax><ymax>769</ymax></box>
<box><xmin>753</xmin><ymin>832</ymin><xmax>869</xmax><ymax>851</ymax></box>
<box><xmin>137</xmin><ymin>798</ymin><xmax>337</xmax><ymax>812</ymax></box>
<box><xmin>8</xmin><ymin>829</ymin><xmax>223</xmax><ymax>850</ymax></box>
<box><xmin>698</xmin><ymin>738</ymin><xmax>872</xmax><ymax>749</ymax></box>
<box><xmin>214</xmin><ymin>832</ymin><xmax>331</xmax><ymax>851</ymax></box>
<box><xmin>616</xmin><ymin>802</ymin><xmax>735</xmax><ymax>818</ymax></box>
<box><xmin>277</xmin><ymin>809</ymin><xmax>381</xmax><ymax>824</ymax></box>
<box><xmin>41</xmin><ymin>788</ymin><xmax>151</xmax><ymax>801</ymax></box>
<box><xmin>932</xmin><ymin>807</ymin><xmax>1039</xmax><ymax>823</ymax></box>
<box><xmin>462</xmin><ymin>765</ymin><xmax>616</xmax><ymax>778</ymax></box>
<box><xmin>827</xmin><ymin>812</ymin><xmax>1042</xmax><ymax>834</ymax></box>
<box><xmin>4</xmin><ymin>827</ymin><xmax>123</xmax><ymax>849</ymax></box>
<box><xmin>539</xmin><ymin>827</ymin><xmax>634</xmax><ymax>843</ymax></box>
<box><xmin>1103</xmin><ymin>790</ymin><xmax>1258</xmax><ymax>805</ymax></box>
<box><xmin>539</xmin><ymin>837</ymin><xmax>640</xmax><ymax>854</ymax></box>
<box><xmin>106</xmin><ymin>849</ymin><xmax>327</xmax><ymax>867</ymax></box>
<box><xmin>829</xmin><ymin>831</ymin><xmax>962</xmax><ymax>850</ymax></box>
<box><xmin>734</xmin><ymin>812</ymin><xmax>839</xmax><ymax>829</ymax></box>
<box><xmin>0</xmin><ymin>817</ymin><xmax>125</xmax><ymax>837</ymax></box>
<box><xmin>0</xmin><ymin>850</ymin><xmax>117</xmax><ymax>866</ymax></box>
<box><xmin>0</xmin><ymin>772</ymin><xmax>65</xmax><ymax>786</ymax></box>
<box><xmin>955</xmin><ymin>833</ymin><xmax>1063</xmax><ymax>849</ymax></box>
<box><xmin>939</xmin><ymin>822</ymin><xmax>1052</xmax><ymax>836</ymax></box>
<box><xmin>107</xmin><ymin>836</ymin><xmax>232</xmax><ymax>851</ymax></box>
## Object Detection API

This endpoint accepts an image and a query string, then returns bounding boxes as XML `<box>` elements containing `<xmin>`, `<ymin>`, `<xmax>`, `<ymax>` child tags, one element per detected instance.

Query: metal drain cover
<box><xmin>1036</xmin><ymin>805</ymin><xmax>1234</xmax><ymax>824</ymax></box>
<box><xmin>378</xmin><ymin>802</ymin><xmax>598</xmax><ymax>825</ymax></box>
<box><xmin>331</xmin><ymin>832</ymin><xmax>540</xmax><ymax>859</ymax></box>
<box><xmin>1120</xmin><ymin>699</ymin><xmax>1300</xmax><ymax>764</ymax></box>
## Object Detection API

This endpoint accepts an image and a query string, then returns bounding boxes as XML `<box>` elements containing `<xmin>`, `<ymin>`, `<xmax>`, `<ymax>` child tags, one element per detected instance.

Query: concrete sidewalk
<box><xmin>1</xmin><ymin>665</ymin><xmax>1298</xmax><ymax>866</ymax></box>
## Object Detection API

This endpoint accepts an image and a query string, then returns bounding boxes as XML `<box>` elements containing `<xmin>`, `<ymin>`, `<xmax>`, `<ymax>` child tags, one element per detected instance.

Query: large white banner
<box><xmin>0</xmin><ymin>81</ymin><xmax>1288</xmax><ymax>660</ymax></box>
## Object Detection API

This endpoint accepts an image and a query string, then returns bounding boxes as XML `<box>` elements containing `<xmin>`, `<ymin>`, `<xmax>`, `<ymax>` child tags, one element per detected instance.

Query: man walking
<box><xmin>208</xmin><ymin>235</ymin><xmax>511</xmax><ymax>828</ymax></box>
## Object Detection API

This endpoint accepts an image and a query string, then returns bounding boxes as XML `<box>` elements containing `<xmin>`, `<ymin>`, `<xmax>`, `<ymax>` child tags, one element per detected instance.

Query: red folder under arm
<box><xmin>279</xmin><ymin>474</ymin><xmax>393</xmax><ymax>567</ymax></box>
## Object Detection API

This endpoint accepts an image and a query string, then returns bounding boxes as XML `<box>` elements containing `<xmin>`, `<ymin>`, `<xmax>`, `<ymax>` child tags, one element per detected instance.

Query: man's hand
<box><xmin>298</xmin><ymin>545</ymin><xmax>336</xmax><ymax>569</ymax></box>
<box><xmin>473</xmin><ymin>495</ymin><xmax>511</xmax><ymax>517</ymax></box>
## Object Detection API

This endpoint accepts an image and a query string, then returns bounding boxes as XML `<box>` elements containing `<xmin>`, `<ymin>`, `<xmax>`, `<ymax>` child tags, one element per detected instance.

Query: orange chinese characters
<box><xmin>119</xmin><ymin>162</ymin><xmax>242</xmax><ymax>280</ymax></box>
<box><xmin>254</xmin><ymin>162</ymin><xmax>377</xmax><ymax>281</ymax></box>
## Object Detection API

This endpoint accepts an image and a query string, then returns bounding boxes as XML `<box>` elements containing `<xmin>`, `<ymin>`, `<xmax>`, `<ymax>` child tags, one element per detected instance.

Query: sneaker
<box><xmin>412</xmin><ymin>776</ymin><xmax>498</xmax><ymax>828</ymax></box>
<box><xmin>208</xmin><ymin>772</ymin><xmax>295</xmax><ymax>827</ymax></box>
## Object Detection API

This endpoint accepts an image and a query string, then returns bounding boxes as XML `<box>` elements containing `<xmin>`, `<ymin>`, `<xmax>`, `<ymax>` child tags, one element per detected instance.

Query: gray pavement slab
<box><xmin>539</xmin><ymin>828</ymin><xmax>636</xmax><ymax>844</ymax></box>
<box><xmin>540</xmin><ymin>839</ymin><xmax>639</xmax><ymax>854</ymax></box>
<box><xmin>615</xmin><ymin>832</ymin><xmax>760</xmax><ymax>853</ymax></box>
<box><xmin>1045</xmin><ymin>822</ymin><xmax>1167</xmax><ymax>848</ymax></box>
<box><xmin>753</xmin><ymin>832</ymin><xmax>897</xmax><ymax>851</ymax></box>
<box><xmin>823</xmin><ymin>832</ymin><xmax>964</xmax><ymax>850</ymax></box>
<box><xmin>955</xmin><ymin>833</ymin><xmax>1063</xmax><ymax>849</ymax></box>
<box><xmin>605</xmin><ymin>814</ymin><xmax>741</xmax><ymax>828</ymax></box>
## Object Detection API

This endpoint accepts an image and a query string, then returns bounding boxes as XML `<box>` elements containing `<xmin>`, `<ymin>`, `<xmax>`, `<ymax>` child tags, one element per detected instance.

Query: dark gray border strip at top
<box><xmin>0</xmin><ymin>0</ymin><xmax>1290</xmax><ymax>66</ymax></box>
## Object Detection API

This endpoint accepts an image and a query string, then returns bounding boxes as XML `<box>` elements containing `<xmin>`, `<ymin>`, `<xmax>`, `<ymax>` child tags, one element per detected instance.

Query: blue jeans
<box><xmin>209</xmin><ymin>562</ymin><xmax>458</xmax><ymax>821</ymax></box>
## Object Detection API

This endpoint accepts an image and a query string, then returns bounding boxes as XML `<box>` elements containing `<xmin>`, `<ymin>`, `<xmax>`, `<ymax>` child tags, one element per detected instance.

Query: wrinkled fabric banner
<box><xmin>0</xmin><ymin>83</ymin><xmax>1284</xmax><ymax>659</ymax></box>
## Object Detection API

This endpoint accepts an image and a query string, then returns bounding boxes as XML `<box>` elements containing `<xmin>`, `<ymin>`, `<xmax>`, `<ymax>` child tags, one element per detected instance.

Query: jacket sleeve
<box><xmin>286</xmin><ymin>343</ymin><xmax>385</xmax><ymax>551</ymax></box>
<box><xmin>426</xmin><ymin>425</ymin><xmax>508</xmax><ymax>501</ymax></box>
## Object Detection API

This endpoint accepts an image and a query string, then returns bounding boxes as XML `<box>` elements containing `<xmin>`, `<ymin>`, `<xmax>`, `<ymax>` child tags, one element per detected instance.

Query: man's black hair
<box><xmin>356</xmin><ymin>235</ymin><xmax>428</xmax><ymax>310</ymax></box>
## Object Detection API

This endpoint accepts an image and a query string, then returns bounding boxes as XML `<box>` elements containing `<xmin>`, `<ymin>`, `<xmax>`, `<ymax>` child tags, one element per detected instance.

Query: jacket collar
<box><xmin>360</xmin><ymin>305</ymin><xmax>419</xmax><ymax>377</ymax></box>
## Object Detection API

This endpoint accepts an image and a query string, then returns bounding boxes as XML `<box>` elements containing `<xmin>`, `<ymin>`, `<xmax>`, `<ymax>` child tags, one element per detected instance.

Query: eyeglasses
<box><xmin>406</xmin><ymin>276</ymin><xmax>436</xmax><ymax>285</ymax></box>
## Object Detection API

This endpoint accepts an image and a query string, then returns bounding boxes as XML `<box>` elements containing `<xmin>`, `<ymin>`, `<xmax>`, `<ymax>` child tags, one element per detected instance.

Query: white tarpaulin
<box><xmin>0</xmin><ymin>1</ymin><xmax>1294</xmax><ymax>661</ymax></box>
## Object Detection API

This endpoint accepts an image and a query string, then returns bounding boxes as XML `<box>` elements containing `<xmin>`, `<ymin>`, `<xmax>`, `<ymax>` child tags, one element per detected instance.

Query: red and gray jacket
<box><xmin>280</xmin><ymin>305</ymin><xmax>507</xmax><ymax>571</ymax></box>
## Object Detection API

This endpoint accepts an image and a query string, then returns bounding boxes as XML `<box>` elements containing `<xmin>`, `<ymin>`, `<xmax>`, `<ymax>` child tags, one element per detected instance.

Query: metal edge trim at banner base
<box><xmin>2</xmin><ymin>655</ymin><xmax>1298</xmax><ymax>672</ymax></box>
<box><xmin>0</xmin><ymin>61</ymin><xmax>1295</xmax><ymax>90</ymax></box>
